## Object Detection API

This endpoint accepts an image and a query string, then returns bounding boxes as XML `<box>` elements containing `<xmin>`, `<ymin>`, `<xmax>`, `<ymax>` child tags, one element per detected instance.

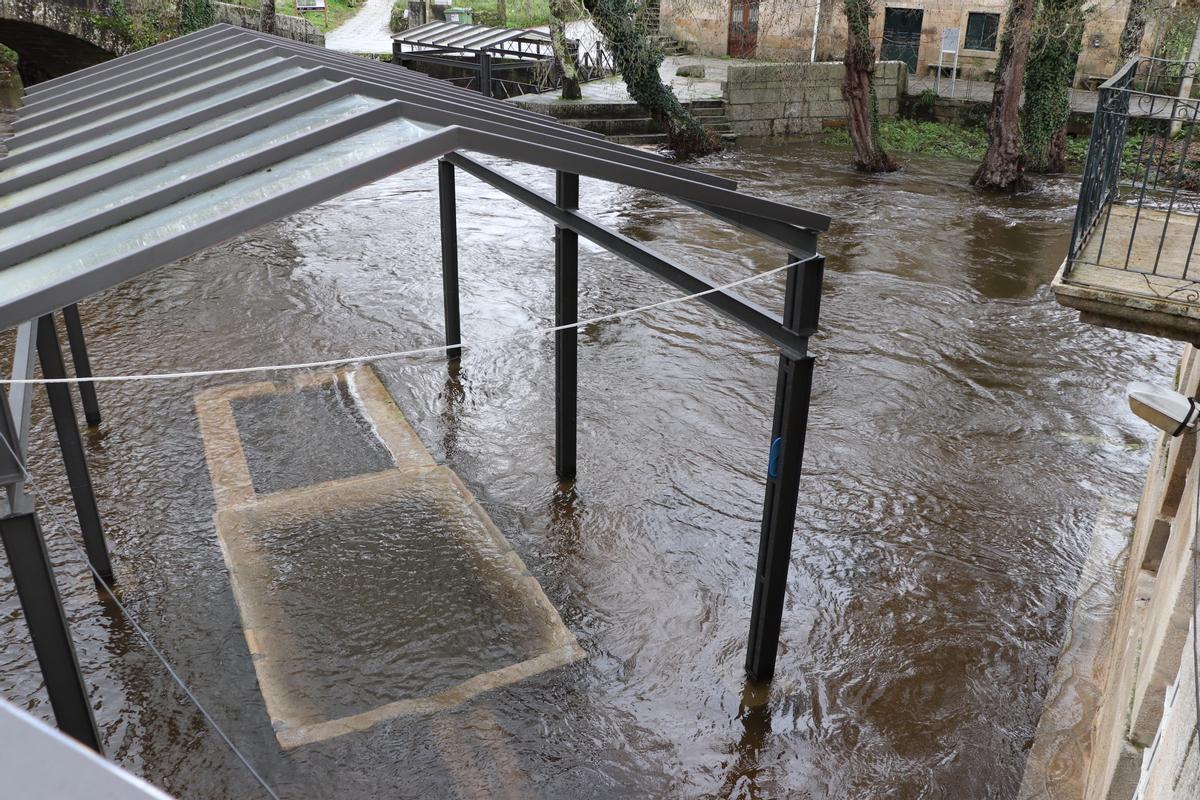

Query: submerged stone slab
<box><xmin>195</xmin><ymin>366</ymin><xmax>584</xmax><ymax>749</ymax></box>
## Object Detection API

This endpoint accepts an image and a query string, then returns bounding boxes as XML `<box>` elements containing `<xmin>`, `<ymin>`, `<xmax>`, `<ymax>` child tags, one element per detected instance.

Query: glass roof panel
<box><xmin>0</xmin><ymin>117</ymin><xmax>444</xmax><ymax>305</ymax></box>
<box><xmin>0</xmin><ymin>94</ymin><xmax>388</xmax><ymax>252</ymax></box>
<box><xmin>4</xmin><ymin>56</ymin><xmax>294</xmax><ymax>156</ymax></box>
<box><xmin>0</xmin><ymin>78</ymin><xmax>338</xmax><ymax>211</ymax></box>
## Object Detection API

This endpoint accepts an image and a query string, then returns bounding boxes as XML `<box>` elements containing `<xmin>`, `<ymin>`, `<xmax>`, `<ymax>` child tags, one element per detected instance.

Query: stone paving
<box><xmin>325</xmin><ymin>0</ymin><xmax>394</xmax><ymax>53</ymax></box>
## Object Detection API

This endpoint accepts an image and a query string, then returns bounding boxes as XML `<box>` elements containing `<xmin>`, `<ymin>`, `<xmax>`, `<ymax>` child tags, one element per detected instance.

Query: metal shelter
<box><xmin>391</xmin><ymin>21</ymin><xmax>608</xmax><ymax>98</ymax></box>
<box><xmin>393</xmin><ymin>21</ymin><xmax>555</xmax><ymax>60</ymax></box>
<box><xmin>0</xmin><ymin>24</ymin><xmax>830</xmax><ymax>754</ymax></box>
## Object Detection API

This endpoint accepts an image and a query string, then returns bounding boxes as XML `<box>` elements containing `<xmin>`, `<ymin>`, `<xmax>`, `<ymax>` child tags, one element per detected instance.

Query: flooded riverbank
<box><xmin>0</xmin><ymin>130</ymin><xmax>1176</xmax><ymax>798</ymax></box>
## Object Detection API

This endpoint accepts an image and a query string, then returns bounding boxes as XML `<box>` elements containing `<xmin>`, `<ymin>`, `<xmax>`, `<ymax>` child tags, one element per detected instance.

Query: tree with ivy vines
<box><xmin>841</xmin><ymin>0</ymin><xmax>897</xmax><ymax>171</ymax></box>
<box><xmin>973</xmin><ymin>0</ymin><xmax>1036</xmax><ymax>191</ymax></box>
<box><xmin>548</xmin><ymin>0</ymin><xmax>583</xmax><ymax>99</ymax></box>
<box><xmin>580</xmin><ymin>0</ymin><xmax>717</xmax><ymax>157</ymax></box>
<box><xmin>1021</xmin><ymin>0</ymin><xmax>1085</xmax><ymax>173</ymax></box>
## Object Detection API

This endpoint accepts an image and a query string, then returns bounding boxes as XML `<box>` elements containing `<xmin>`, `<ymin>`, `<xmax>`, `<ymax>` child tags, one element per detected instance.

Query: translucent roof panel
<box><xmin>0</xmin><ymin>116</ymin><xmax>444</xmax><ymax>306</ymax></box>
<box><xmin>0</xmin><ymin>24</ymin><xmax>829</xmax><ymax>332</ymax></box>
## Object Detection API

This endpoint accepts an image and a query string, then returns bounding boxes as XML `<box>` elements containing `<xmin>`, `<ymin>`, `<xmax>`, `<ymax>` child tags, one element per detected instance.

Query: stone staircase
<box><xmin>532</xmin><ymin>99</ymin><xmax>735</xmax><ymax>147</ymax></box>
<box><xmin>637</xmin><ymin>0</ymin><xmax>691</xmax><ymax>56</ymax></box>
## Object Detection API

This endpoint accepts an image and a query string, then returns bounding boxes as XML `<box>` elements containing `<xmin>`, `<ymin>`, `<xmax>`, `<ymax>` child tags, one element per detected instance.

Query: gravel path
<box><xmin>325</xmin><ymin>0</ymin><xmax>394</xmax><ymax>54</ymax></box>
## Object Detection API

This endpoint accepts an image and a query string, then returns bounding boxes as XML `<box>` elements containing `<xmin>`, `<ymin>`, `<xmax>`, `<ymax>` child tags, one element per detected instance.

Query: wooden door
<box><xmin>727</xmin><ymin>0</ymin><xmax>760</xmax><ymax>58</ymax></box>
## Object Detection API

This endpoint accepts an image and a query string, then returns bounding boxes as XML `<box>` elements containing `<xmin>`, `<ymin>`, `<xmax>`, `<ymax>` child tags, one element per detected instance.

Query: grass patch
<box><xmin>825</xmin><ymin>119</ymin><xmax>990</xmax><ymax>162</ymax></box>
<box><xmin>468</xmin><ymin>0</ymin><xmax>586</xmax><ymax>28</ymax></box>
<box><xmin>823</xmin><ymin>118</ymin><xmax>1108</xmax><ymax>171</ymax></box>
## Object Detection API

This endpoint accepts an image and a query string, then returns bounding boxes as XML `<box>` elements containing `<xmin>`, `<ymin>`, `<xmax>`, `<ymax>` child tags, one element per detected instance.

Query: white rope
<box><xmin>0</xmin><ymin>432</ymin><xmax>281</xmax><ymax>800</ymax></box>
<box><xmin>1</xmin><ymin>259</ymin><xmax>809</xmax><ymax>385</ymax></box>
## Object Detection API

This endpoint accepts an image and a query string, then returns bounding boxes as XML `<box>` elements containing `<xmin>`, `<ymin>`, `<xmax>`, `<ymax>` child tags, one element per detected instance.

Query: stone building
<box><xmin>660</xmin><ymin>0</ymin><xmax>1159</xmax><ymax>87</ymax></box>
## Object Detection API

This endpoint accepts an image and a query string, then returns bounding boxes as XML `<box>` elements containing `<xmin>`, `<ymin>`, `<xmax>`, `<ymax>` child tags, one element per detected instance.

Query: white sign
<box><xmin>941</xmin><ymin>27</ymin><xmax>960</xmax><ymax>54</ymax></box>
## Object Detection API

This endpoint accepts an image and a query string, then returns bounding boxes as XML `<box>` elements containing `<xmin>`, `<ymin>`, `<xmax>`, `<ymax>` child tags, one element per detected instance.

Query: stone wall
<box><xmin>1018</xmin><ymin>342</ymin><xmax>1200</xmax><ymax>800</ymax></box>
<box><xmin>214</xmin><ymin>2</ymin><xmax>325</xmax><ymax>46</ymax></box>
<box><xmin>661</xmin><ymin>0</ymin><xmax>1158</xmax><ymax>88</ymax></box>
<box><xmin>723</xmin><ymin>60</ymin><xmax>906</xmax><ymax>137</ymax></box>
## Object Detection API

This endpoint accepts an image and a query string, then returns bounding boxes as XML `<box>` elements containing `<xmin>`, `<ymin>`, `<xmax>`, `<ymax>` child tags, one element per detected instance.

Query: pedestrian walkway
<box><xmin>325</xmin><ymin>0</ymin><xmax>394</xmax><ymax>53</ymax></box>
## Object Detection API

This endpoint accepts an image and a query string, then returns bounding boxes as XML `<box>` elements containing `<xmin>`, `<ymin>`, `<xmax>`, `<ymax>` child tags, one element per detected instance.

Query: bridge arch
<box><xmin>0</xmin><ymin>0</ymin><xmax>142</xmax><ymax>84</ymax></box>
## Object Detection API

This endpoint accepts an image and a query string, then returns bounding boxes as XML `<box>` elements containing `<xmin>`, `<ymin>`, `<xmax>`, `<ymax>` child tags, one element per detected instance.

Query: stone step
<box><xmin>519</xmin><ymin>101</ymin><xmax>659</xmax><ymax>120</ymax></box>
<box><xmin>559</xmin><ymin>116</ymin><xmax>661</xmax><ymax>135</ymax></box>
<box><xmin>687</xmin><ymin>99</ymin><xmax>726</xmax><ymax>109</ymax></box>
<box><xmin>610</xmin><ymin>132</ymin><xmax>669</xmax><ymax>146</ymax></box>
<box><xmin>691</xmin><ymin>107</ymin><xmax>726</xmax><ymax>118</ymax></box>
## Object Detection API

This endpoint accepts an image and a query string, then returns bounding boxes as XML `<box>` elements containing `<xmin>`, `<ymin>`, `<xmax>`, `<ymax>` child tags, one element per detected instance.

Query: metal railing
<box><xmin>1066</xmin><ymin>56</ymin><xmax>1200</xmax><ymax>282</ymax></box>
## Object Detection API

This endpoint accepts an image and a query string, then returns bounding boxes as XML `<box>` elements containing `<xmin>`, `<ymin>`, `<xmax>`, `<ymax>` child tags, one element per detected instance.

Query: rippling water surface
<box><xmin>0</xmin><ymin>137</ymin><xmax>1179</xmax><ymax>799</ymax></box>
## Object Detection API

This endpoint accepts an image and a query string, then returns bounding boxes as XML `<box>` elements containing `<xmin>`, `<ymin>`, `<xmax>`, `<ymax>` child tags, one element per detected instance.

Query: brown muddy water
<box><xmin>0</xmin><ymin>135</ymin><xmax>1179</xmax><ymax>799</ymax></box>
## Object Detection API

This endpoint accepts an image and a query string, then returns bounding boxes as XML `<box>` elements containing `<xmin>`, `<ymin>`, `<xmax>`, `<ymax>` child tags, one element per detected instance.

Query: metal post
<box><xmin>0</xmin><ymin>511</ymin><xmax>103</xmax><ymax>753</ymax></box>
<box><xmin>479</xmin><ymin>52</ymin><xmax>493</xmax><ymax>98</ymax></box>
<box><xmin>36</xmin><ymin>315</ymin><xmax>113</xmax><ymax>584</ymax></box>
<box><xmin>60</xmin><ymin>305</ymin><xmax>101</xmax><ymax>427</ymax></box>
<box><xmin>745</xmin><ymin>255</ymin><xmax>823</xmax><ymax>682</ymax></box>
<box><xmin>438</xmin><ymin>159</ymin><xmax>462</xmax><ymax>361</ymax></box>
<box><xmin>555</xmin><ymin>171</ymin><xmax>579</xmax><ymax>481</ymax></box>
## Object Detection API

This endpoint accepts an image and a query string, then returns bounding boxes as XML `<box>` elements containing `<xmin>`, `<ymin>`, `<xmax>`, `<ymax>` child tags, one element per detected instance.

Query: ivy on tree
<box><xmin>841</xmin><ymin>0</ymin><xmax>897</xmax><ymax>172</ymax></box>
<box><xmin>580</xmin><ymin>0</ymin><xmax>716</xmax><ymax>157</ymax></box>
<box><xmin>1021</xmin><ymin>0</ymin><xmax>1084</xmax><ymax>173</ymax></box>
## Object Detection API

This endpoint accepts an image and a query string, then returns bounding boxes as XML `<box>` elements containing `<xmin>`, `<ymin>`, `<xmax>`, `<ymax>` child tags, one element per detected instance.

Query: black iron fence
<box><xmin>1066</xmin><ymin>56</ymin><xmax>1200</xmax><ymax>282</ymax></box>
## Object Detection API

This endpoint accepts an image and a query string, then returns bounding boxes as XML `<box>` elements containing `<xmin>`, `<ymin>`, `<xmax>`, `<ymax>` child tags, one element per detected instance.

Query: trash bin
<box><xmin>446</xmin><ymin>7</ymin><xmax>473</xmax><ymax>23</ymax></box>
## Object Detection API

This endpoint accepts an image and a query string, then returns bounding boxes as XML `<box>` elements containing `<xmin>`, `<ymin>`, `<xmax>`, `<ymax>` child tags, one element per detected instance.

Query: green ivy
<box><xmin>181</xmin><ymin>0</ymin><xmax>217</xmax><ymax>33</ymax></box>
<box><xmin>1021</xmin><ymin>0</ymin><xmax>1084</xmax><ymax>173</ymax></box>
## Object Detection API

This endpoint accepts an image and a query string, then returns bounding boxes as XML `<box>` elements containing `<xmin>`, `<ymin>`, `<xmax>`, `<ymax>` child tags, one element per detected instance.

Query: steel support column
<box><xmin>36</xmin><ymin>314</ymin><xmax>113</xmax><ymax>584</ymax></box>
<box><xmin>61</xmin><ymin>304</ymin><xmax>101</xmax><ymax>426</ymax></box>
<box><xmin>745</xmin><ymin>255</ymin><xmax>823</xmax><ymax>682</ymax></box>
<box><xmin>438</xmin><ymin>159</ymin><xmax>462</xmax><ymax>361</ymax></box>
<box><xmin>0</xmin><ymin>511</ymin><xmax>103</xmax><ymax>753</ymax></box>
<box><xmin>479</xmin><ymin>52</ymin><xmax>493</xmax><ymax>98</ymax></box>
<box><xmin>555</xmin><ymin>171</ymin><xmax>579</xmax><ymax>480</ymax></box>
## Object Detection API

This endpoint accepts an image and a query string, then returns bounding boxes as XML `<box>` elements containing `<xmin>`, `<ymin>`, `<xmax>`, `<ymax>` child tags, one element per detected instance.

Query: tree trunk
<box><xmin>972</xmin><ymin>0</ymin><xmax>1035</xmax><ymax>192</ymax></box>
<box><xmin>549</xmin><ymin>0</ymin><xmax>582</xmax><ymax>99</ymax></box>
<box><xmin>497</xmin><ymin>0</ymin><xmax>507</xmax><ymax>26</ymax></box>
<box><xmin>841</xmin><ymin>0</ymin><xmax>897</xmax><ymax>172</ymax></box>
<box><xmin>581</xmin><ymin>0</ymin><xmax>717</xmax><ymax>157</ymax></box>
<box><xmin>261</xmin><ymin>0</ymin><xmax>277</xmax><ymax>35</ymax></box>
<box><xmin>1119</xmin><ymin>0</ymin><xmax>1153</xmax><ymax>61</ymax></box>
<box><xmin>1022</xmin><ymin>0</ymin><xmax>1084</xmax><ymax>174</ymax></box>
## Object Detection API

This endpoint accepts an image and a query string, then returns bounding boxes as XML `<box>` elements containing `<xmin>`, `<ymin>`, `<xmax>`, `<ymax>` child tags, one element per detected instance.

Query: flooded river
<box><xmin>0</xmin><ymin>136</ymin><xmax>1178</xmax><ymax>799</ymax></box>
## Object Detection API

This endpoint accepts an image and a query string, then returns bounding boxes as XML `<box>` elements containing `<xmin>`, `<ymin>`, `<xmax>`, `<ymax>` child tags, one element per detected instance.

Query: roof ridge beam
<box><xmin>217</xmin><ymin>28</ymin><xmax>612</xmax><ymax>141</ymax></box>
<box><xmin>337</xmin><ymin>81</ymin><xmax>739</xmax><ymax>190</ymax></box>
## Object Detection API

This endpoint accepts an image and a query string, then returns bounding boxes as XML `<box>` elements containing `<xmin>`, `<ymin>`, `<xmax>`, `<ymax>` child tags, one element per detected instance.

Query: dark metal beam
<box><xmin>0</xmin><ymin>511</ymin><xmax>104</xmax><ymax>753</ymax></box>
<box><xmin>35</xmin><ymin>315</ymin><xmax>113</xmax><ymax>584</ymax></box>
<box><xmin>555</xmin><ymin>171</ymin><xmax>579</xmax><ymax>481</ymax></box>
<box><xmin>745</xmin><ymin>255</ymin><xmax>824</xmax><ymax>682</ymax></box>
<box><xmin>439</xmin><ymin>159</ymin><xmax>462</xmax><ymax>361</ymax></box>
<box><xmin>60</xmin><ymin>305</ymin><xmax>101</xmax><ymax>427</ymax></box>
<box><xmin>446</xmin><ymin>154</ymin><xmax>813</xmax><ymax>358</ymax></box>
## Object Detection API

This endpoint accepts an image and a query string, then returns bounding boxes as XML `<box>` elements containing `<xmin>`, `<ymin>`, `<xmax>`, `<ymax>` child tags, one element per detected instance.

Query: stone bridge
<box><xmin>0</xmin><ymin>0</ymin><xmax>322</xmax><ymax>85</ymax></box>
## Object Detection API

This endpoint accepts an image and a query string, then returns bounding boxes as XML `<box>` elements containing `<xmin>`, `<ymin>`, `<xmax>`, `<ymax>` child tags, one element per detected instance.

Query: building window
<box><xmin>964</xmin><ymin>12</ymin><xmax>1000</xmax><ymax>51</ymax></box>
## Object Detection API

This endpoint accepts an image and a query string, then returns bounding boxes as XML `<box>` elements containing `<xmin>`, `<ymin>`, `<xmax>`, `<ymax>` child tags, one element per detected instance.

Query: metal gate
<box><xmin>881</xmin><ymin>7</ymin><xmax>923</xmax><ymax>73</ymax></box>
<box><xmin>727</xmin><ymin>0</ymin><xmax>759</xmax><ymax>58</ymax></box>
